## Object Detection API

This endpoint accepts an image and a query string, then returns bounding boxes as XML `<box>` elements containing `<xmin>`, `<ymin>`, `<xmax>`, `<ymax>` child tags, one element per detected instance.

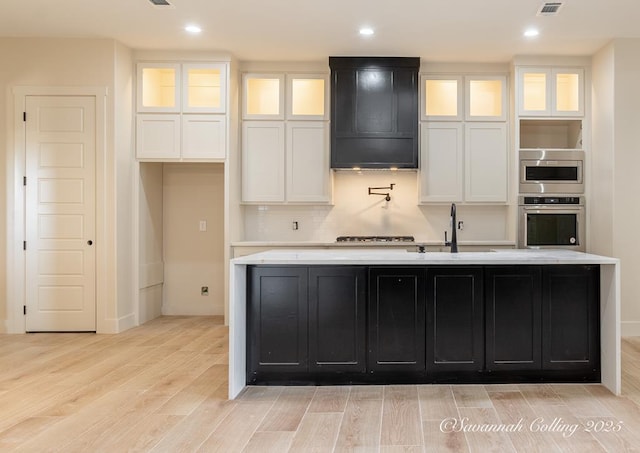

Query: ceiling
<box><xmin>1</xmin><ymin>0</ymin><xmax>639</xmax><ymax>62</ymax></box>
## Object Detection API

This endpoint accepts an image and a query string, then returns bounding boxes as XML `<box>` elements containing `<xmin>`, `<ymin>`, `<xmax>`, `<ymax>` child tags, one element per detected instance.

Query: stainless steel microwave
<box><xmin>518</xmin><ymin>196</ymin><xmax>585</xmax><ymax>251</ymax></box>
<box><xmin>519</xmin><ymin>150</ymin><xmax>584</xmax><ymax>194</ymax></box>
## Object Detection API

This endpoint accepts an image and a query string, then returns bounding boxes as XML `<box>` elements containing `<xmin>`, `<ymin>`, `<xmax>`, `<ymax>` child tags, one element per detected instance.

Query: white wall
<box><xmin>591</xmin><ymin>38</ymin><xmax>640</xmax><ymax>335</ymax></box>
<box><xmin>162</xmin><ymin>163</ymin><xmax>225</xmax><ymax>315</ymax></box>
<box><xmin>243</xmin><ymin>172</ymin><xmax>510</xmax><ymax>244</ymax></box>
<box><xmin>114</xmin><ymin>42</ymin><xmax>136</xmax><ymax>330</ymax></box>
<box><xmin>138</xmin><ymin>163</ymin><xmax>164</xmax><ymax>323</ymax></box>
<box><xmin>591</xmin><ymin>43</ymin><xmax>615</xmax><ymax>257</ymax></box>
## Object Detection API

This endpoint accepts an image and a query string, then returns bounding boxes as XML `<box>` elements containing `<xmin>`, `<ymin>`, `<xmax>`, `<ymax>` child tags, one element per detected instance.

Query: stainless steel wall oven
<box><xmin>518</xmin><ymin>196</ymin><xmax>585</xmax><ymax>251</ymax></box>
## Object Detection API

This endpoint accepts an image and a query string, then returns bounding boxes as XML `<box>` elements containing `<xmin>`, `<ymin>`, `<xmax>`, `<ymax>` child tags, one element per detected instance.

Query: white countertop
<box><xmin>231</xmin><ymin>240</ymin><xmax>517</xmax><ymax>247</ymax></box>
<box><xmin>231</xmin><ymin>249</ymin><xmax>618</xmax><ymax>265</ymax></box>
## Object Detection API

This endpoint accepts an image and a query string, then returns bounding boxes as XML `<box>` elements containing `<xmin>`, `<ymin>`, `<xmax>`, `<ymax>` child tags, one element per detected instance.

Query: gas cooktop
<box><xmin>336</xmin><ymin>236</ymin><xmax>415</xmax><ymax>243</ymax></box>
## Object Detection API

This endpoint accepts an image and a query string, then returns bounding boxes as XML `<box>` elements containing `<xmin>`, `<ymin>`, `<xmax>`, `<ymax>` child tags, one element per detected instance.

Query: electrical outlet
<box><xmin>199</xmin><ymin>220</ymin><xmax>207</xmax><ymax>232</ymax></box>
<box><xmin>458</xmin><ymin>221</ymin><xmax>464</xmax><ymax>231</ymax></box>
<box><xmin>201</xmin><ymin>286</ymin><xmax>209</xmax><ymax>296</ymax></box>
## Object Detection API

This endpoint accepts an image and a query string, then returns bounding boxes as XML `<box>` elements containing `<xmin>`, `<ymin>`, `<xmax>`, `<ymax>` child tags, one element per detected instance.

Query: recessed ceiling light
<box><xmin>524</xmin><ymin>28</ymin><xmax>540</xmax><ymax>38</ymax></box>
<box><xmin>185</xmin><ymin>24</ymin><xmax>202</xmax><ymax>34</ymax></box>
<box><xmin>359</xmin><ymin>27</ymin><xmax>374</xmax><ymax>36</ymax></box>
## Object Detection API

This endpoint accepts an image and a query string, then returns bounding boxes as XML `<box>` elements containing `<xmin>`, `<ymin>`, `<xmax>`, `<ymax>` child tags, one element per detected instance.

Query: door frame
<box><xmin>8</xmin><ymin>86</ymin><xmax>108</xmax><ymax>333</ymax></box>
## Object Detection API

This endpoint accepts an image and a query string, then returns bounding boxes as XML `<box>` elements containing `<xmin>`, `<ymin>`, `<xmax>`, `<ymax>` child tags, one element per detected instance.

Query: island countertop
<box><xmin>229</xmin><ymin>248</ymin><xmax>620</xmax><ymax>399</ymax></box>
<box><xmin>231</xmin><ymin>248</ymin><xmax>619</xmax><ymax>266</ymax></box>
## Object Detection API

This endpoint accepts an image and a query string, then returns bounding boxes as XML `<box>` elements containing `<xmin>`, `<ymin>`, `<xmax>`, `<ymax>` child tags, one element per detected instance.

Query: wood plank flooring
<box><xmin>2</xmin><ymin>316</ymin><xmax>640</xmax><ymax>452</ymax></box>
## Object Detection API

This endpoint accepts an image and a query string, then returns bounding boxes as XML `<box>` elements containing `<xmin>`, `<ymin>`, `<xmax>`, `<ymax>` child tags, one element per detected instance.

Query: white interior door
<box><xmin>25</xmin><ymin>95</ymin><xmax>96</xmax><ymax>332</ymax></box>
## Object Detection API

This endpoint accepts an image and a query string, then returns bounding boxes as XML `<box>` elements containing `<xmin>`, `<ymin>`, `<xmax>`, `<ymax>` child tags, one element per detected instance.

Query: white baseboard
<box><xmin>117</xmin><ymin>313</ymin><xmax>137</xmax><ymax>333</ymax></box>
<box><xmin>621</xmin><ymin>321</ymin><xmax>640</xmax><ymax>337</ymax></box>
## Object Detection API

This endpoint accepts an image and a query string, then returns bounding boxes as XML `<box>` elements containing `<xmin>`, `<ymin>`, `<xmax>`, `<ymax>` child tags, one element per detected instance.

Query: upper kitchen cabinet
<box><xmin>419</xmin><ymin>122</ymin><xmax>507</xmax><ymax>203</ymax></box>
<box><xmin>136</xmin><ymin>61</ymin><xmax>228</xmax><ymax>161</ymax></box>
<box><xmin>286</xmin><ymin>74</ymin><xmax>329</xmax><ymax>120</ymax></box>
<box><xmin>330</xmin><ymin>57</ymin><xmax>420</xmax><ymax>169</ymax></box>
<box><xmin>241</xmin><ymin>71</ymin><xmax>331</xmax><ymax>204</ymax></box>
<box><xmin>137</xmin><ymin>63</ymin><xmax>227</xmax><ymax>114</ymax></box>
<box><xmin>421</xmin><ymin>75</ymin><xmax>506</xmax><ymax>121</ymax></box>
<box><xmin>517</xmin><ymin>67</ymin><xmax>584</xmax><ymax>117</ymax></box>
<box><xmin>243</xmin><ymin>73</ymin><xmax>285</xmax><ymax>120</ymax></box>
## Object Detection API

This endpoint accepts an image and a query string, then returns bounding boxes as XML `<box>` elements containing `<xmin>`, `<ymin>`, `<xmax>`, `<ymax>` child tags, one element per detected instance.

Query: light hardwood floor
<box><xmin>2</xmin><ymin>316</ymin><xmax>640</xmax><ymax>452</ymax></box>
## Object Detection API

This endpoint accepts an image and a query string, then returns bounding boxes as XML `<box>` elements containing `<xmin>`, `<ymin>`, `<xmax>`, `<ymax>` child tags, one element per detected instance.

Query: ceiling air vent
<box><xmin>537</xmin><ymin>2</ymin><xmax>563</xmax><ymax>16</ymax></box>
<box><xmin>148</xmin><ymin>0</ymin><xmax>172</xmax><ymax>6</ymax></box>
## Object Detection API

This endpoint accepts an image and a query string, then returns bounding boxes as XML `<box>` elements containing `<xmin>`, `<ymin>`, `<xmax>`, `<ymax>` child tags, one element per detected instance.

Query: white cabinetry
<box><xmin>136</xmin><ymin>62</ymin><xmax>227</xmax><ymax>161</ymax></box>
<box><xmin>419</xmin><ymin>123</ymin><xmax>463</xmax><ymax>202</ymax></box>
<box><xmin>242</xmin><ymin>121</ymin><xmax>285</xmax><ymax>203</ymax></box>
<box><xmin>420</xmin><ymin>73</ymin><xmax>508</xmax><ymax>203</ymax></box>
<box><xmin>286</xmin><ymin>122</ymin><xmax>330</xmax><ymax>202</ymax></box>
<box><xmin>420</xmin><ymin>122</ymin><xmax>507</xmax><ymax>203</ymax></box>
<box><xmin>465</xmin><ymin>123</ymin><xmax>507</xmax><ymax>202</ymax></box>
<box><xmin>241</xmin><ymin>72</ymin><xmax>331</xmax><ymax>204</ymax></box>
<box><xmin>516</xmin><ymin>67</ymin><xmax>584</xmax><ymax>117</ymax></box>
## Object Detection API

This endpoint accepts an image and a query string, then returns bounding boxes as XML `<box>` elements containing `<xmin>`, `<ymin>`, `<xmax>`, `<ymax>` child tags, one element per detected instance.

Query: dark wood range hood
<box><xmin>329</xmin><ymin>56</ymin><xmax>420</xmax><ymax>169</ymax></box>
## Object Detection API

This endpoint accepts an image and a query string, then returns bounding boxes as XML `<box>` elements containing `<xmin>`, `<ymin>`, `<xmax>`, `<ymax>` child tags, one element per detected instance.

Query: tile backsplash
<box><xmin>243</xmin><ymin>172</ymin><xmax>512</xmax><ymax>242</ymax></box>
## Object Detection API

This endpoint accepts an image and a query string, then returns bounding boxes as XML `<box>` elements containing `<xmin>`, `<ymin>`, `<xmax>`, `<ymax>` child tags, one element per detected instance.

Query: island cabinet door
<box><xmin>426</xmin><ymin>268</ymin><xmax>484</xmax><ymax>372</ymax></box>
<box><xmin>308</xmin><ymin>267</ymin><xmax>367</xmax><ymax>373</ymax></box>
<box><xmin>368</xmin><ymin>267</ymin><xmax>426</xmax><ymax>372</ymax></box>
<box><xmin>247</xmin><ymin>266</ymin><xmax>308</xmax><ymax>376</ymax></box>
<box><xmin>485</xmin><ymin>266</ymin><xmax>542</xmax><ymax>371</ymax></box>
<box><xmin>542</xmin><ymin>265</ymin><xmax>600</xmax><ymax>371</ymax></box>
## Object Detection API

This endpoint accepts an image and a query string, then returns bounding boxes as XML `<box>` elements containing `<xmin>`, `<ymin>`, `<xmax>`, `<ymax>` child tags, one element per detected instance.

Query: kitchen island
<box><xmin>229</xmin><ymin>249</ymin><xmax>620</xmax><ymax>399</ymax></box>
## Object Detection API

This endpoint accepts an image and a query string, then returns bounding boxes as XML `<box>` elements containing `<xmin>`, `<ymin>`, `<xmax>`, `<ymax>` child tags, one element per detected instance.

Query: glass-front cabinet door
<box><xmin>286</xmin><ymin>74</ymin><xmax>328</xmax><ymax>120</ymax></box>
<box><xmin>553</xmin><ymin>68</ymin><xmax>583</xmax><ymax>116</ymax></box>
<box><xmin>465</xmin><ymin>76</ymin><xmax>507</xmax><ymax>121</ymax></box>
<box><xmin>243</xmin><ymin>74</ymin><xmax>285</xmax><ymax>120</ymax></box>
<box><xmin>421</xmin><ymin>75</ymin><xmax>463</xmax><ymax>121</ymax></box>
<box><xmin>518</xmin><ymin>67</ymin><xmax>583</xmax><ymax>117</ymax></box>
<box><xmin>137</xmin><ymin>63</ymin><xmax>180</xmax><ymax>112</ymax></box>
<box><xmin>182</xmin><ymin>63</ymin><xmax>227</xmax><ymax>113</ymax></box>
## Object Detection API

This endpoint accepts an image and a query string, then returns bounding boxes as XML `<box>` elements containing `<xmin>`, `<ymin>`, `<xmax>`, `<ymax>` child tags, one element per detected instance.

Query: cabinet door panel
<box><xmin>136</xmin><ymin>114</ymin><xmax>181</xmax><ymax>160</ymax></box>
<box><xmin>485</xmin><ymin>266</ymin><xmax>542</xmax><ymax>371</ymax></box>
<box><xmin>465</xmin><ymin>123</ymin><xmax>508</xmax><ymax>202</ymax></box>
<box><xmin>286</xmin><ymin>122</ymin><xmax>330</xmax><ymax>202</ymax></box>
<box><xmin>543</xmin><ymin>265</ymin><xmax>599</xmax><ymax>370</ymax></box>
<box><xmin>242</xmin><ymin>121</ymin><xmax>285</xmax><ymax>202</ymax></box>
<box><xmin>368</xmin><ymin>267</ymin><xmax>425</xmax><ymax>372</ymax></box>
<box><xmin>309</xmin><ymin>267</ymin><xmax>366</xmax><ymax>372</ymax></box>
<box><xmin>419</xmin><ymin>122</ymin><xmax>463</xmax><ymax>202</ymax></box>
<box><xmin>247</xmin><ymin>266</ymin><xmax>308</xmax><ymax>376</ymax></box>
<box><xmin>426</xmin><ymin>268</ymin><xmax>483</xmax><ymax>372</ymax></box>
<box><xmin>182</xmin><ymin>115</ymin><xmax>226</xmax><ymax>160</ymax></box>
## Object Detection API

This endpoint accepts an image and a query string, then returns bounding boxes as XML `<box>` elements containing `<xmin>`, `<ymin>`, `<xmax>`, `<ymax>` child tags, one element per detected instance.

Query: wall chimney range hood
<box><xmin>329</xmin><ymin>57</ymin><xmax>420</xmax><ymax>169</ymax></box>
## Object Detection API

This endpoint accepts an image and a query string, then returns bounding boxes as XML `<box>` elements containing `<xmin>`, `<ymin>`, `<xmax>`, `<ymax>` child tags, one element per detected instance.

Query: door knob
<box><xmin>87</xmin><ymin>240</ymin><xmax>93</xmax><ymax>246</ymax></box>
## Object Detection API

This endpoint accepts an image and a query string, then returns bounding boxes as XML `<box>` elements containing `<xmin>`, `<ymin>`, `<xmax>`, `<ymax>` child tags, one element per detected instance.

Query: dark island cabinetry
<box><xmin>247</xmin><ymin>264</ymin><xmax>600</xmax><ymax>384</ymax></box>
<box><xmin>368</xmin><ymin>267</ymin><xmax>425</xmax><ymax>372</ymax></box>
<box><xmin>485</xmin><ymin>266</ymin><xmax>543</xmax><ymax>371</ymax></box>
<box><xmin>247</xmin><ymin>266</ymin><xmax>308</xmax><ymax>376</ymax></box>
<box><xmin>247</xmin><ymin>266</ymin><xmax>366</xmax><ymax>382</ymax></box>
<box><xmin>543</xmin><ymin>265</ymin><xmax>600</xmax><ymax>371</ymax></box>
<box><xmin>426</xmin><ymin>268</ymin><xmax>484</xmax><ymax>373</ymax></box>
<box><xmin>309</xmin><ymin>267</ymin><xmax>367</xmax><ymax>373</ymax></box>
<box><xmin>485</xmin><ymin>265</ymin><xmax>600</xmax><ymax>376</ymax></box>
